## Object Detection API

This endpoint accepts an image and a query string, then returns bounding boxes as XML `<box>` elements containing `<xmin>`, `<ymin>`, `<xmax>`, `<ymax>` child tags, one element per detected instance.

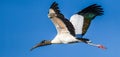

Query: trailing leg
<box><xmin>77</xmin><ymin>38</ymin><xmax>106</xmax><ymax>50</ymax></box>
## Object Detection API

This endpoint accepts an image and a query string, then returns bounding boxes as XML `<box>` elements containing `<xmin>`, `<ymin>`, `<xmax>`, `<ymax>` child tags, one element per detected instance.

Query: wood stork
<box><xmin>30</xmin><ymin>2</ymin><xmax>106</xmax><ymax>51</ymax></box>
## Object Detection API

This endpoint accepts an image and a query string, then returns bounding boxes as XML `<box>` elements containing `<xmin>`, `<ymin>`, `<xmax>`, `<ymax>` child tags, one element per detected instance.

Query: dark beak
<box><xmin>30</xmin><ymin>40</ymin><xmax>51</xmax><ymax>51</ymax></box>
<box><xmin>30</xmin><ymin>42</ymin><xmax>44</xmax><ymax>51</ymax></box>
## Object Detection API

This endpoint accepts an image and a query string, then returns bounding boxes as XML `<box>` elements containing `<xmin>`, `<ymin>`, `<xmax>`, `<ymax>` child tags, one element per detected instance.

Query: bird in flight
<box><xmin>30</xmin><ymin>2</ymin><xmax>106</xmax><ymax>51</ymax></box>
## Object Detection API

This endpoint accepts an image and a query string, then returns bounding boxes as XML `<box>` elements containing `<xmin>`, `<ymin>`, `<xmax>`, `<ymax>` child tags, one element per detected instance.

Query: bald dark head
<box><xmin>30</xmin><ymin>40</ymin><xmax>51</xmax><ymax>51</ymax></box>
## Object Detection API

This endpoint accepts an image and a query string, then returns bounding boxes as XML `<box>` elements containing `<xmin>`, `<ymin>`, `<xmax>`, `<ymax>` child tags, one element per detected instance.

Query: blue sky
<box><xmin>1</xmin><ymin>0</ymin><xmax>120</xmax><ymax>57</ymax></box>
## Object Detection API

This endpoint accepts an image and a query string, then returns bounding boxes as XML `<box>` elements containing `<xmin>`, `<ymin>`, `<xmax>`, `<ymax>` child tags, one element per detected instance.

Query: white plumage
<box><xmin>70</xmin><ymin>14</ymin><xmax>84</xmax><ymax>35</ymax></box>
<box><xmin>30</xmin><ymin>2</ymin><xmax>106</xmax><ymax>51</ymax></box>
<box><xmin>51</xmin><ymin>33</ymin><xmax>79</xmax><ymax>44</ymax></box>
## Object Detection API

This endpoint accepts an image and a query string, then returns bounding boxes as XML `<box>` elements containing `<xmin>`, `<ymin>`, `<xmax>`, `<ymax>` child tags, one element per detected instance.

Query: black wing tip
<box><xmin>91</xmin><ymin>4</ymin><xmax>104</xmax><ymax>15</ymax></box>
<box><xmin>50</xmin><ymin>2</ymin><xmax>58</xmax><ymax>9</ymax></box>
<box><xmin>49</xmin><ymin>1</ymin><xmax>60</xmax><ymax>13</ymax></box>
<box><xmin>78</xmin><ymin>4</ymin><xmax>104</xmax><ymax>16</ymax></box>
<box><xmin>49</xmin><ymin>2</ymin><xmax>65</xmax><ymax>18</ymax></box>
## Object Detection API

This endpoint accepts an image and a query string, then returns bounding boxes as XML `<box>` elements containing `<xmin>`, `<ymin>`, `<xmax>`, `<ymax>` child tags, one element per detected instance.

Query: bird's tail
<box><xmin>76</xmin><ymin>38</ymin><xmax>91</xmax><ymax>43</ymax></box>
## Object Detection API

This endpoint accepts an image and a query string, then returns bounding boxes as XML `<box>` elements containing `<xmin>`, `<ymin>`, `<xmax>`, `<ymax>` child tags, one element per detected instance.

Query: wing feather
<box><xmin>70</xmin><ymin>4</ymin><xmax>103</xmax><ymax>37</ymax></box>
<box><xmin>48</xmin><ymin>2</ymin><xmax>75</xmax><ymax>36</ymax></box>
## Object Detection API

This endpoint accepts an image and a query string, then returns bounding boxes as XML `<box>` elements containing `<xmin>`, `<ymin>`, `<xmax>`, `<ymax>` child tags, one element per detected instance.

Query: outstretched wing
<box><xmin>48</xmin><ymin>2</ymin><xmax>75</xmax><ymax>36</ymax></box>
<box><xmin>70</xmin><ymin>4</ymin><xmax>103</xmax><ymax>37</ymax></box>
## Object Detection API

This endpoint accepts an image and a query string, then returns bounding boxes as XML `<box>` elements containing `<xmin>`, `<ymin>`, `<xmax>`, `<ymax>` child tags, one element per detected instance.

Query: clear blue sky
<box><xmin>1</xmin><ymin>0</ymin><xmax>120</xmax><ymax>57</ymax></box>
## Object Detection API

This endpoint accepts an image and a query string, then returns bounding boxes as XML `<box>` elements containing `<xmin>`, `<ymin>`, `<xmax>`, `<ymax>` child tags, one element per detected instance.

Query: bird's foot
<box><xmin>97</xmin><ymin>44</ymin><xmax>107</xmax><ymax>50</ymax></box>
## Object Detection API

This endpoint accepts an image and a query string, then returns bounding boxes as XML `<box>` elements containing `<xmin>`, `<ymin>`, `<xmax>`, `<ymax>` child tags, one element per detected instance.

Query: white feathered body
<box><xmin>51</xmin><ymin>33</ymin><xmax>80</xmax><ymax>44</ymax></box>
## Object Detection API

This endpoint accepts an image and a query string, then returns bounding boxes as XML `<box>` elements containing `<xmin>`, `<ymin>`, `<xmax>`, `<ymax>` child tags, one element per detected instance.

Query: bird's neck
<box><xmin>44</xmin><ymin>40</ymin><xmax>52</xmax><ymax>45</ymax></box>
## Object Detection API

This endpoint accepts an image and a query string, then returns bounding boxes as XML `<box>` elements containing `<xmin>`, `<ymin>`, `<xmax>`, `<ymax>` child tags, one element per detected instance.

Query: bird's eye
<box><xmin>41</xmin><ymin>40</ymin><xmax>45</xmax><ymax>43</ymax></box>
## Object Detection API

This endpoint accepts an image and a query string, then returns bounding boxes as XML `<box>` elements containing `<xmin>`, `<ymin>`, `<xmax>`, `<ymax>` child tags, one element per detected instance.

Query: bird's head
<box><xmin>30</xmin><ymin>40</ymin><xmax>51</xmax><ymax>51</ymax></box>
<box><xmin>41</xmin><ymin>40</ymin><xmax>47</xmax><ymax>43</ymax></box>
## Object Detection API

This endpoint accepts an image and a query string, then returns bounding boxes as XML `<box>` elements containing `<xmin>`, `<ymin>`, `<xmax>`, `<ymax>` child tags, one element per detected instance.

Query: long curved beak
<box><xmin>30</xmin><ymin>43</ymin><xmax>42</xmax><ymax>51</ymax></box>
<box><xmin>30</xmin><ymin>41</ymin><xmax>51</xmax><ymax>51</ymax></box>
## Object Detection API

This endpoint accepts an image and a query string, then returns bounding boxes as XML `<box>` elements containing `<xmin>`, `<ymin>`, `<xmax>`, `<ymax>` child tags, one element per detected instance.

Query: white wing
<box><xmin>70</xmin><ymin>4</ymin><xmax>103</xmax><ymax>38</ymax></box>
<box><xmin>70</xmin><ymin>14</ymin><xmax>84</xmax><ymax>37</ymax></box>
<box><xmin>48</xmin><ymin>2</ymin><xmax>75</xmax><ymax>36</ymax></box>
<box><xmin>70</xmin><ymin>14</ymin><xmax>84</xmax><ymax>34</ymax></box>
